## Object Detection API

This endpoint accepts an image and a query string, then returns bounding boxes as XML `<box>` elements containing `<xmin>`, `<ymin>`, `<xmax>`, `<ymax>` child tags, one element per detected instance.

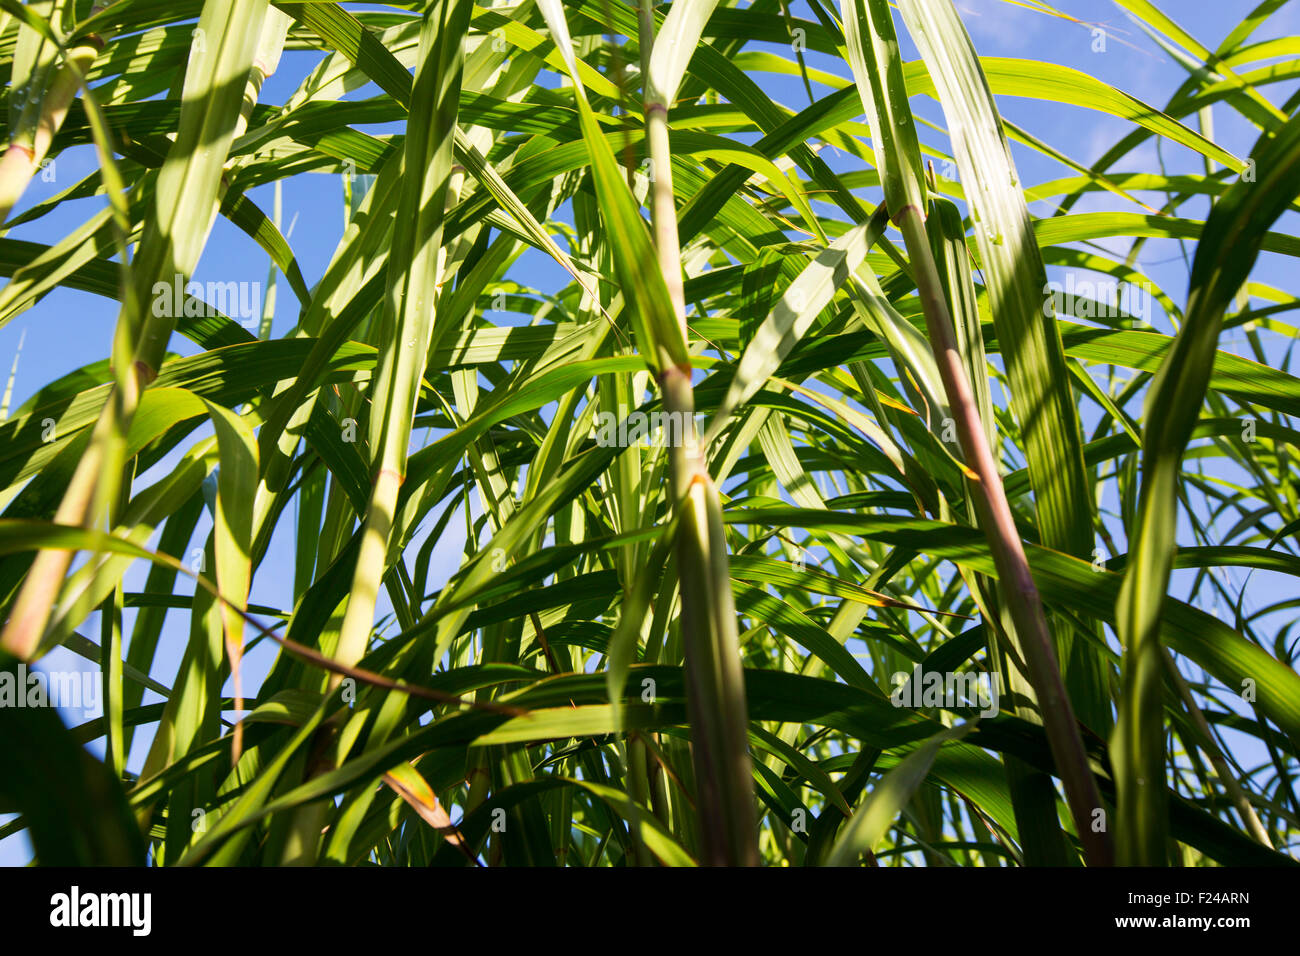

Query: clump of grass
<box><xmin>0</xmin><ymin>0</ymin><xmax>1296</xmax><ymax>868</ymax></box>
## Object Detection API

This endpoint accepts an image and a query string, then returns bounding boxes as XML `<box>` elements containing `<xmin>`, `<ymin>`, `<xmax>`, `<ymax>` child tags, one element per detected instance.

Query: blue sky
<box><xmin>2</xmin><ymin>0</ymin><xmax>1297</xmax><ymax>864</ymax></box>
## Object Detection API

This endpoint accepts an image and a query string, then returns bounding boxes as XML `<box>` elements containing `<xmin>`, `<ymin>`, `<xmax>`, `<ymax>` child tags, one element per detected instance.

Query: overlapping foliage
<box><xmin>0</xmin><ymin>0</ymin><xmax>1298</xmax><ymax>866</ymax></box>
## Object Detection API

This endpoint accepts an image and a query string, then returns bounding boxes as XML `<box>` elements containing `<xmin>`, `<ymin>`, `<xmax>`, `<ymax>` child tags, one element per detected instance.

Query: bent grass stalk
<box><xmin>897</xmin><ymin>205</ymin><xmax>1113</xmax><ymax>867</ymax></box>
<box><xmin>1</xmin><ymin>0</ymin><xmax>273</xmax><ymax>661</ymax></box>
<box><xmin>844</xmin><ymin>0</ymin><xmax>1112</xmax><ymax>865</ymax></box>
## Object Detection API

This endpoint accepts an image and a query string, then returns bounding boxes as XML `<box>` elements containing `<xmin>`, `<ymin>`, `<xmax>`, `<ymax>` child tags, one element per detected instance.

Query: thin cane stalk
<box><xmin>895</xmin><ymin>205</ymin><xmax>1113</xmax><ymax>867</ymax></box>
<box><xmin>642</xmin><ymin>0</ymin><xmax>758</xmax><ymax>866</ymax></box>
